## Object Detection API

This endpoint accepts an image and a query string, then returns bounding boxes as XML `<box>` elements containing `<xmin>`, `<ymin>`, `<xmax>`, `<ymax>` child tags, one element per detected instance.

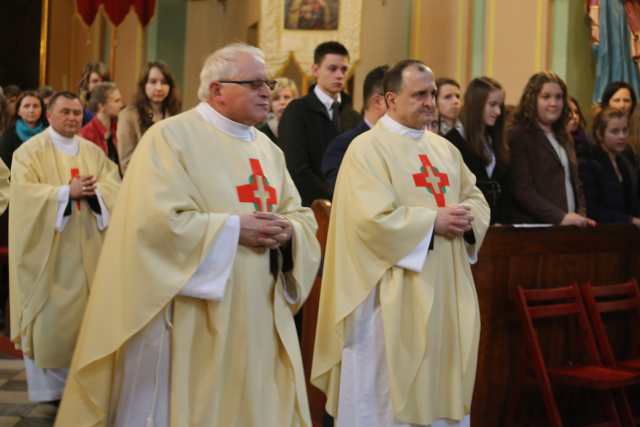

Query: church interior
<box><xmin>0</xmin><ymin>0</ymin><xmax>639</xmax><ymax>426</ymax></box>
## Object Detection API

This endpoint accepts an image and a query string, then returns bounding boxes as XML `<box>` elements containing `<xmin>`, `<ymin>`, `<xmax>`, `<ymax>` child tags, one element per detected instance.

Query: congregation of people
<box><xmin>0</xmin><ymin>37</ymin><xmax>638</xmax><ymax>427</ymax></box>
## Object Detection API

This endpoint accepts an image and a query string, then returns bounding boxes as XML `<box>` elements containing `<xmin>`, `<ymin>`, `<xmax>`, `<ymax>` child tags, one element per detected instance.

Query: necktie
<box><xmin>331</xmin><ymin>101</ymin><xmax>341</xmax><ymax>131</ymax></box>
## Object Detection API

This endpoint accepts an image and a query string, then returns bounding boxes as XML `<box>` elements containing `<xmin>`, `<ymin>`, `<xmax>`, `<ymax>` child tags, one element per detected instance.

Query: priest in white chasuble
<box><xmin>0</xmin><ymin>158</ymin><xmax>9</xmax><ymax>214</ymax></box>
<box><xmin>311</xmin><ymin>60</ymin><xmax>490</xmax><ymax>427</ymax></box>
<box><xmin>56</xmin><ymin>43</ymin><xmax>321</xmax><ymax>427</ymax></box>
<box><xmin>9</xmin><ymin>92</ymin><xmax>120</xmax><ymax>403</ymax></box>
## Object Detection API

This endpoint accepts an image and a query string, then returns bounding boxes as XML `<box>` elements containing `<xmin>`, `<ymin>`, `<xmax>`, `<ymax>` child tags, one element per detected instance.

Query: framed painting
<box><xmin>284</xmin><ymin>0</ymin><xmax>339</xmax><ymax>30</ymax></box>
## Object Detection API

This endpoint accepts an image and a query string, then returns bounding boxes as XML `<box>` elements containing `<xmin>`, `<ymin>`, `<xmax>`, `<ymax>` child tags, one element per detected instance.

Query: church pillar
<box><xmin>145</xmin><ymin>0</ymin><xmax>187</xmax><ymax>94</ymax></box>
<box><xmin>550</xmin><ymin>0</ymin><xmax>596</xmax><ymax>117</ymax></box>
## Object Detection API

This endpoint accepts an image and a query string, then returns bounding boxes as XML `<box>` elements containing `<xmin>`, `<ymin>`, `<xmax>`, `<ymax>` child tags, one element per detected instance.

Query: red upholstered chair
<box><xmin>512</xmin><ymin>284</ymin><xmax>640</xmax><ymax>427</ymax></box>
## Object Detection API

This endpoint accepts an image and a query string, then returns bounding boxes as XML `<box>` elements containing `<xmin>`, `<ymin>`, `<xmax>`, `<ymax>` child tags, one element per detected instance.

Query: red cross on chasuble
<box><xmin>412</xmin><ymin>154</ymin><xmax>449</xmax><ymax>207</ymax></box>
<box><xmin>236</xmin><ymin>158</ymin><xmax>278</xmax><ymax>212</ymax></box>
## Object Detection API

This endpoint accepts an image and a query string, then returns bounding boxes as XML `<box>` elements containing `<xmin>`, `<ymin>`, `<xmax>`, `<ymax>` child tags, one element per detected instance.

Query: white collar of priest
<box><xmin>48</xmin><ymin>127</ymin><xmax>79</xmax><ymax>156</ymax></box>
<box><xmin>379</xmin><ymin>114</ymin><xmax>425</xmax><ymax>140</ymax></box>
<box><xmin>196</xmin><ymin>102</ymin><xmax>257</xmax><ymax>142</ymax></box>
<box><xmin>314</xmin><ymin>85</ymin><xmax>342</xmax><ymax>115</ymax></box>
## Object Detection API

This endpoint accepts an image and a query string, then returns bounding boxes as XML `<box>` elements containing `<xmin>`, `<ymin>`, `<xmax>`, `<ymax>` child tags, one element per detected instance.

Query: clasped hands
<box><xmin>69</xmin><ymin>175</ymin><xmax>97</xmax><ymax>200</ymax></box>
<box><xmin>435</xmin><ymin>204</ymin><xmax>474</xmax><ymax>239</ymax></box>
<box><xmin>239</xmin><ymin>211</ymin><xmax>292</xmax><ymax>249</ymax></box>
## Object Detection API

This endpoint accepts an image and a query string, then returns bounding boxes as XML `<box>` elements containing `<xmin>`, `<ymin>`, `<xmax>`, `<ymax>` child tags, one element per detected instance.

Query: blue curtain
<box><xmin>593</xmin><ymin>0</ymin><xmax>640</xmax><ymax>102</ymax></box>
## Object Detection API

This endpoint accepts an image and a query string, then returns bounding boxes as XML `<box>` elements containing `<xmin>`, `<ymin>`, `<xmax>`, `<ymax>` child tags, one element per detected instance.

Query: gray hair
<box><xmin>197</xmin><ymin>43</ymin><xmax>266</xmax><ymax>102</ymax></box>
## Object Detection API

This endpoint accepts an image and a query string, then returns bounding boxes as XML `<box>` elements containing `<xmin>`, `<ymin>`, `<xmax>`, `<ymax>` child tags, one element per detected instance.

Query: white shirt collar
<box><xmin>313</xmin><ymin>85</ymin><xmax>341</xmax><ymax>116</ymax></box>
<box><xmin>379</xmin><ymin>114</ymin><xmax>425</xmax><ymax>140</ymax></box>
<box><xmin>196</xmin><ymin>102</ymin><xmax>256</xmax><ymax>142</ymax></box>
<box><xmin>48</xmin><ymin>127</ymin><xmax>79</xmax><ymax>156</ymax></box>
<box><xmin>363</xmin><ymin>117</ymin><xmax>373</xmax><ymax>128</ymax></box>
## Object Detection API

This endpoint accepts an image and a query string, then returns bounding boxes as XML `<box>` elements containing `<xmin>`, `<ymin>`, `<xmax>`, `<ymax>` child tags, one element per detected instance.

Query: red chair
<box><xmin>512</xmin><ymin>284</ymin><xmax>640</xmax><ymax>427</ymax></box>
<box><xmin>580</xmin><ymin>280</ymin><xmax>640</xmax><ymax>424</ymax></box>
<box><xmin>580</xmin><ymin>279</ymin><xmax>640</xmax><ymax>372</ymax></box>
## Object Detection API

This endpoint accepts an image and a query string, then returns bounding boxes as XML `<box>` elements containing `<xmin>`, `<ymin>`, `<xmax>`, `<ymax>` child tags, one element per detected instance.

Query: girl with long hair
<box><xmin>508</xmin><ymin>71</ymin><xmax>594</xmax><ymax>227</ymax></box>
<box><xmin>116</xmin><ymin>61</ymin><xmax>181</xmax><ymax>174</ymax></box>
<box><xmin>445</xmin><ymin>76</ymin><xmax>510</xmax><ymax>223</ymax></box>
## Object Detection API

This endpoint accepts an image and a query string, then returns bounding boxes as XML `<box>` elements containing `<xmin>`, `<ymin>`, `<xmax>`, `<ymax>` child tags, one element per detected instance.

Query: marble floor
<box><xmin>0</xmin><ymin>358</ymin><xmax>55</xmax><ymax>427</ymax></box>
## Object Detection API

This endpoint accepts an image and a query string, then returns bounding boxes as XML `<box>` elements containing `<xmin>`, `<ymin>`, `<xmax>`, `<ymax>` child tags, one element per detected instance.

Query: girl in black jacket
<box><xmin>579</xmin><ymin>107</ymin><xmax>640</xmax><ymax>225</ymax></box>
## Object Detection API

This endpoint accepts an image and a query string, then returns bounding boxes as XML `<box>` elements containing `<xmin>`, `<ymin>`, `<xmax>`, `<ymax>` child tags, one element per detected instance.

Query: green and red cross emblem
<box><xmin>236</xmin><ymin>158</ymin><xmax>278</xmax><ymax>212</ymax></box>
<box><xmin>412</xmin><ymin>154</ymin><xmax>449</xmax><ymax>207</ymax></box>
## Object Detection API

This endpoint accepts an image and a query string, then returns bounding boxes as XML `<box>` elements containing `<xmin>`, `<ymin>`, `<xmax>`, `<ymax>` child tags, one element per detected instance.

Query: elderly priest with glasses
<box><xmin>55</xmin><ymin>43</ymin><xmax>321</xmax><ymax>427</ymax></box>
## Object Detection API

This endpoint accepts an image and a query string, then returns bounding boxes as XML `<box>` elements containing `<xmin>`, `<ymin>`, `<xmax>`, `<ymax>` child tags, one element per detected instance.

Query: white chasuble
<box><xmin>55</xmin><ymin>106</ymin><xmax>321</xmax><ymax>427</ymax></box>
<box><xmin>9</xmin><ymin>129</ymin><xmax>120</xmax><ymax>401</ymax></box>
<box><xmin>312</xmin><ymin>115</ymin><xmax>490</xmax><ymax>426</ymax></box>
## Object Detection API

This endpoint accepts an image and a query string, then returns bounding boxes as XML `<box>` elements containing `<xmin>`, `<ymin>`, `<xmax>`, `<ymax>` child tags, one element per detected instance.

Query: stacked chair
<box><xmin>510</xmin><ymin>280</ymin><xmax>640</xmax><ymax>427</ymax></box>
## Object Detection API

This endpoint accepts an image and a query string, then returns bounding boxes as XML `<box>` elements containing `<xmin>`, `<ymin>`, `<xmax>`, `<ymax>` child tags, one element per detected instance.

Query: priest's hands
<box><xmin>69</xmin><ymin>175</ymin><xmax>97</xmax><ymax>200</ymax></box>
<box><xmin>238</xmin><ymin>212</ymin><xmax>293</xmax><ymax>249</ymax></box>
<box><xmin>435</xmin><ymin>204</ymin><xmax>474</xmax><ymax>239</ymax></box>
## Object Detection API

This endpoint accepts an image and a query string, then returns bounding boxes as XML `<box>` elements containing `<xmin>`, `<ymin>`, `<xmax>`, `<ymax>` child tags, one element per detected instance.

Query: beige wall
<box><xmin>182</xmin><ymin>0</ymin><xmax>260</xmax><ymax>109</ymax></box>
<box><xmin>489</xmin><ymin>0</ymin><xmax>552</xmax><ymax>104</ymax></box>
<box><xmin>110</xmin><ymin>12</ymin><xmax>146</xmax><ymax>105</ymax></box>
<box><xmin>46</xmin><ymin>1</ymin><xmax>145</xmax><ymax>105</ymax></box>
<box><xmin>351</xmin><ymin>0</ymin><xmax>411</xmax><ymax>112</ymax></box>
<box><xmin>410</xmin><ymin>0</ymin><xmax>471</xmax><ymax>85</ymax></box>
<box><xmin>409</xmin><ymin>0</ymin><xmax>554</xmax><ymax>105</ymax></box>
<box><xmin>47</xmin><ymin>0</ymin><xmax>101</xmax><ymax>92</ymax></box>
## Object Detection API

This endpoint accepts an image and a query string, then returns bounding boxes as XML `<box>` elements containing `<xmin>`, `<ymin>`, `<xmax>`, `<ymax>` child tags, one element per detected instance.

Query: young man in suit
<box><xmin>322</xmin><ymin>65</ymin><xmax>388</xmax><ymax>195</ymax></box>
<box><xmin>279</xmin><ymin>41</ymin><xmax>361</xmax><ymax>206</ymax></box>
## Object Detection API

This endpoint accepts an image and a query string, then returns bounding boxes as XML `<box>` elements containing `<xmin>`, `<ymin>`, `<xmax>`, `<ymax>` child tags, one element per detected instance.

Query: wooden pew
<box><xmin>300</xmin><ymin>200</ymin><xmax>640</xmax><ymax>426</ymax></box>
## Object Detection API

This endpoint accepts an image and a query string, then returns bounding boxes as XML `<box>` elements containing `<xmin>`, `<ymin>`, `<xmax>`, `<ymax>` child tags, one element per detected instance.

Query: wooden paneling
<box><xmin>301</xmin><ymin>218</ymin><xmax>640</xmax><ymax>426</ymax></box>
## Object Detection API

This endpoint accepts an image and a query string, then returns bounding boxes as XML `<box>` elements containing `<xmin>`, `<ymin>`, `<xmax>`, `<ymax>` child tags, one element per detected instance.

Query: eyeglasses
<box><xmin>218</xmin><ymin>79</ymin><xmax>277</xmax><ymax>90</ymax></box>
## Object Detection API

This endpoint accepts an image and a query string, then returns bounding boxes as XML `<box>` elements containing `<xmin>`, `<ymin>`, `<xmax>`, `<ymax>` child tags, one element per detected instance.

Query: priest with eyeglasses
<box><xmin>56</xmin><ymin>43</ymin><xmax>321</xmax><ymax>427</ymax></box>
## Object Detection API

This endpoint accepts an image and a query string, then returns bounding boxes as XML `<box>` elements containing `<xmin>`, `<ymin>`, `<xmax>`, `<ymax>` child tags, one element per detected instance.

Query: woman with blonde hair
<box><xmin>257</xmin><ymin>77</ymin><xmax>299</xmax><ymax>146</ymax></box>
<box><xmin>117</xmin><ymin>61</ymin><xmax>181</xmax><ymax>174</ymax></box>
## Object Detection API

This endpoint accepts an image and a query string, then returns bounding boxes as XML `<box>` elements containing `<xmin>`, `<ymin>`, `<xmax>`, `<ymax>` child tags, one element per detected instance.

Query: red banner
<box><xmin>77</xmin><ymin>0</ymin><xmax>156</xmax><ymax>27</ymax></box>
<box><xmin>133</xmin><ymin>0</ymin><xmax>156</xmax><ymax>27</ymax></box>
<box><xmin>102</xmin><ymin>0</ymin><xmax>131</xmax><ymax>27</ymax></box>
<box><xmin>76</xmin><ymin>0</ymin><xmax>101</xmax><ymax>26</ymax></box>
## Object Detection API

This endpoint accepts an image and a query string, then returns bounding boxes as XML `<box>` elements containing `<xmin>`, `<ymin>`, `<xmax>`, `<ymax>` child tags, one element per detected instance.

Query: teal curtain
<box><xmin>593</xmin><ymin>0</ymin><xmax>640</xmax><ymax>102</ymax></box>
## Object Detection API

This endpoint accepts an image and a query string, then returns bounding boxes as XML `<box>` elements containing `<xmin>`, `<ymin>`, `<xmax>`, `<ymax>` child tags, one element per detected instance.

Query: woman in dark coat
<box><xmin>507</xmin><ymin>72</ymin><xmax>594</xmax><ymax>227</ymax></box>
<box><xmin>579</xmin><ymin>107</ymin><xmax>640</xmax><ymax>225</ymax></box>
<box><xmin>445</xmin><ymin>76</ymin><xmax>511</xmax><ymax>224</ymax></box>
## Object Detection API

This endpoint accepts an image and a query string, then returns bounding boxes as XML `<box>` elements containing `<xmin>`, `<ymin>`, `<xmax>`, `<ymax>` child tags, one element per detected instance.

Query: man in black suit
<box><xmin>279</xmin><ymin>41</ymin><xmax>361</xmax><ymax>206</ymax></box>
<box><xmin>322</xmin><ymin>65</ymin><xmax>388</xmax><ymax>195</ymax></box>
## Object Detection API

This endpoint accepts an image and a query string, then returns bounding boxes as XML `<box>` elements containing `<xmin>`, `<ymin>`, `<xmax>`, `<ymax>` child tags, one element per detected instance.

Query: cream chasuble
<box><xmin>9</xmin><ymin>129</ymin><xmax>120</xmax><ymax>400</ymax></box>
<box><xmin>0</xmin><ymin>158</ymin><xmax>9</xmax><ymax>215</ymax></box>
<box><xmin>55</xmin><ymin>105</ymin><xmax>321</xmax><ymax>427</ymax></box>
<box><xmin>311</xmin><ymin>116</ymin><xmax>490</xmax><ymax>426</ymax></box>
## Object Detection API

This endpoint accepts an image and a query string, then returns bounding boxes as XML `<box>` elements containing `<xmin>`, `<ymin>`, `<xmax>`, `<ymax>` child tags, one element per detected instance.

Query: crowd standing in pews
<box><xmin>0</xmin><ymin>37</ymin><xmax>638</xmax><ymax>427</ymax></box>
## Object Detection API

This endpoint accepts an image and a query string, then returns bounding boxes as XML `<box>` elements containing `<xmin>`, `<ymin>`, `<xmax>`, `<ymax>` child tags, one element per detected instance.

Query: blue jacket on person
<box><xmin>321</xmin><ymin>120</ymin><xmax>371</xmax><ymax>196</ymax></box>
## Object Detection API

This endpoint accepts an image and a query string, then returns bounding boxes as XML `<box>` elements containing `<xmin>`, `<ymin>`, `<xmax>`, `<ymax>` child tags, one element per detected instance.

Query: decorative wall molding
<box><xmin>259</xmin><ymin>0</ymin><xmax>362</xmax><ymax>77</ymax></box>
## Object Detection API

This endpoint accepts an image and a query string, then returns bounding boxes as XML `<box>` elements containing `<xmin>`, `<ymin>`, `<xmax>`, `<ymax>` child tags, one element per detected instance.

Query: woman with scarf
<box><xmin>0</xmin><ymin>91</ymin><xmax>47</xmax><ymax>168</ymax></box>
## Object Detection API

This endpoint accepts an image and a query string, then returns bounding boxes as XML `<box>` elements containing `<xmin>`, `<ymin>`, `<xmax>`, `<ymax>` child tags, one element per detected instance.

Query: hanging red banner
<box><xmin>102</xmin><ymin>0</ymin><xmax>131</xmax><ymax>27</ymax></box>
<box><xmin>76</xmin><ymin>0</ymin><xmax>101</xmax><ymax>26</ymax></box>
<box><xmin>133</xmin><ymin>0</ymin><xmax>156</xmax><ymax>27</ymax></box>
